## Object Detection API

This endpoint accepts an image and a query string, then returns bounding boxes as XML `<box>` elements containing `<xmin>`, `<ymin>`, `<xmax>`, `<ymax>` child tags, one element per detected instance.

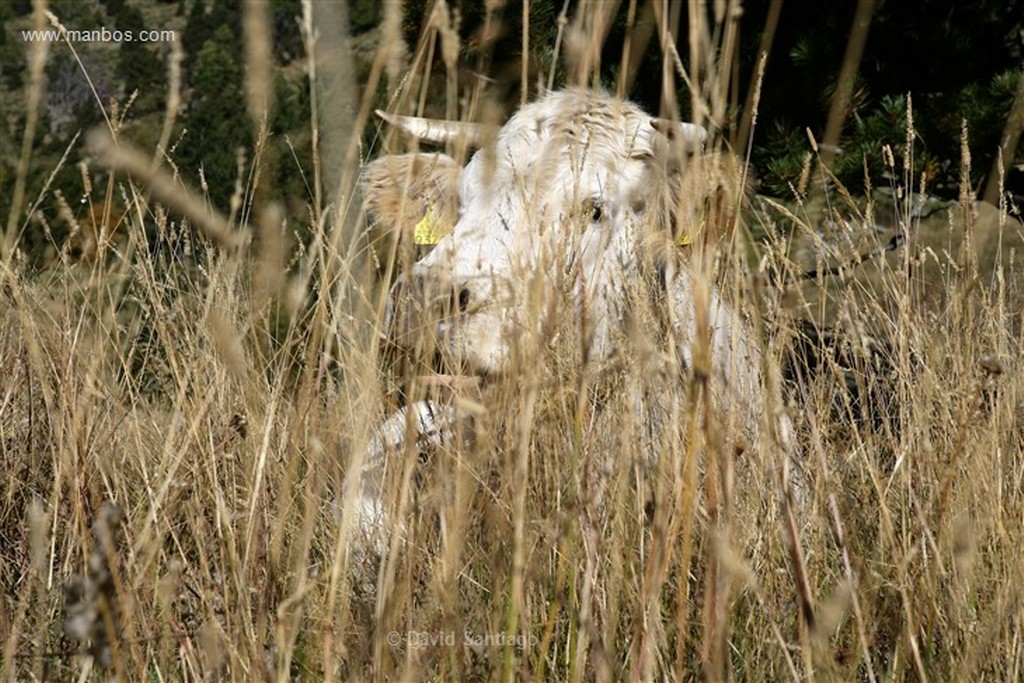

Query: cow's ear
<box><xmin>361</xmin><ymin>153</ymin><xmax>461</xmax><ymax>245</ymax></box>
<box><xmin>660</xmin><ymin>152</ymin><xmax>750</xmax><ymax>251</ymax></box>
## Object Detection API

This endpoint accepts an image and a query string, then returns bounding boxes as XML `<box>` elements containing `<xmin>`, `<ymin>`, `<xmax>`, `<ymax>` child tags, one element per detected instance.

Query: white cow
<box><xmin>356</xmin><ymin>89</ymin><xmax>793</xmax><ymax>541</ymax></box>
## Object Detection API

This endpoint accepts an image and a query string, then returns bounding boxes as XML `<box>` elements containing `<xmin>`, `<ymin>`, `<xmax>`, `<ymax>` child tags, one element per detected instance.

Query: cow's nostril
<box><xmin>388</xmin><ymin>273</ymin><xmax>415</xmax><ymax>301</ymax></box>
<box><xmin>386</xmin><ymin>271</ymin><xmax>470</xmax><ymax>349</ymax></box>
<box><xmin>457</xmin><ymin>287</ymin><xmax>471</xmax><ymax>313</ymax></box>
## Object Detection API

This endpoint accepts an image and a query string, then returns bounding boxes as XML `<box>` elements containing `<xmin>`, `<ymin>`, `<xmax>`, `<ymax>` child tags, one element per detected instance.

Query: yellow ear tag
<box><xmin>675</xmin><ymin>219</ymin><xmax>703</xmax><ymax>246</ymax></box>
<box><xmin>413</xmin><ymin>208</ymin><xmax>451</xmax><ymax>245</ymax></box>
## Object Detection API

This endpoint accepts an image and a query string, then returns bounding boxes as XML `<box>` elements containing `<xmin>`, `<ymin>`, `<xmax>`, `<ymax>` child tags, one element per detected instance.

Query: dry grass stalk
<box><xmin>1</xmin><ymin>2</ymin><xmax>1022</xmax><ymax>681</ymax></box>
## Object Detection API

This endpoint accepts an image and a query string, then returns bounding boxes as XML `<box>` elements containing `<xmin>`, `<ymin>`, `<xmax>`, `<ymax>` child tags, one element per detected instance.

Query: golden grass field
<box><xmin>2</xmin><ymin>2</ymin><xmax>1022</xmax><ymax>681</ymax></box>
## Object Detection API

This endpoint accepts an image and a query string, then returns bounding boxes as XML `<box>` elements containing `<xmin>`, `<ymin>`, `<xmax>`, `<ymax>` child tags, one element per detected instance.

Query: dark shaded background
<box><xmin>2</xmin><ymin>0</ymin><xmax>1021</xmax><ymax>262</ymax></box>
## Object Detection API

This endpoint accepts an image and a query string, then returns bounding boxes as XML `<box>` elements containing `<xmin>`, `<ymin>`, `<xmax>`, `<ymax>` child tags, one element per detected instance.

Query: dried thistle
<box><xmin>63</xmin><ymin>503</ymin><xmax>124</xmax><ymax>669</ymax></box>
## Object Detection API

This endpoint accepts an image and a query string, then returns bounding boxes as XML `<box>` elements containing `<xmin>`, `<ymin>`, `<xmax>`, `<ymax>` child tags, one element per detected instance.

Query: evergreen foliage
<box><xmin>115</xmin><ymin>4</ymin><xmax>165</xmax><ymax>108</ymax></box>
<box><xmin>178</xmin><ymin>24</ymin><xmax>249</xmax><ymax>211</ymax></box>
<box><xmin>0</xmin><ymin>1</ymin><xmax>26</xmax><ymax>91</ymax></box>
<box><xmin>743</xmin><ymin>0</ymin><xmax>1023</xmax><ymax>197</ymax></box>
<box><xmin>270</xmin><ymin>0</ymin><xmax>303</xmax><ymax>64</ymax></box>
<box><xmin>1</xmin><ymin>0</ymin><xmax>1020</xmax><ymax>259</ymax></box>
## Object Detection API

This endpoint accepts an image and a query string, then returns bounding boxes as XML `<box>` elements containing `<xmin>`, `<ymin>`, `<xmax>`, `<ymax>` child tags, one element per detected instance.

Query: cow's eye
<box><xmin>583</xmin><ymin>198</ymin><xmax>604</xmax><ymax>223</ymax></box>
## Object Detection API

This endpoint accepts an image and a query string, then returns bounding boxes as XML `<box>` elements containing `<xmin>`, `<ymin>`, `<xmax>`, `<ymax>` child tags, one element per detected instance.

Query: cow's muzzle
<box><xmin>385</xmin><ymin>272</ymin><xmax>473</xmax><ymax>353</ymax></box>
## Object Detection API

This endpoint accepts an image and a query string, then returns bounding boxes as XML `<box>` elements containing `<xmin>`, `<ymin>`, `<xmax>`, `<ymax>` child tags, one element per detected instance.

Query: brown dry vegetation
<box><xmin>2</xmin><ymin>2</ymin><xmax>1022</xmax><ymax>681</ymax></box>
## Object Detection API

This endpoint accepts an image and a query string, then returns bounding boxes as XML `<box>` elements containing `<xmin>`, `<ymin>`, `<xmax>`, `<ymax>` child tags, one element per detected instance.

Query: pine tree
<box><xmin>0</xmin><ymin>0</ymin><xmax>26</xmax><ymax>91</ymax></box>
<box><xmin>115</xmin><ymin>5</ymin><xmax>164</xmax><ymax>109</ymax></box>
<box><xmin>178</xmin><ymin>24</ymin><xmax>249</xmax><ymax>211</ymax></box>
<box><xmin>182</xmin><ymin>0</ymin><xmax>213</xmax><ymax>74</ymax></box>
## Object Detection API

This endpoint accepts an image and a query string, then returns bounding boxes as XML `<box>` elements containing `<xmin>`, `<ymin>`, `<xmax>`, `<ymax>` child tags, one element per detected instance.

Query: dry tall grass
<box><xmin>2</xmin><ymin>1</ymin><xmax>1022</xmax><ymax>681</ymax></box>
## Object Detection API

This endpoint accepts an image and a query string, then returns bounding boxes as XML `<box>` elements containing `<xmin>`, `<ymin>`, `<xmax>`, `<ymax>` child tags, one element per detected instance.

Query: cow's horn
<box><xmin>375</xmin><ymin>110</ymin><xmax>492</xmax><ymax>148</ymax></box>
<box><xmin>650</xmin><ymin>118</ymin><xmax>707</xmax><ymax>147</ymax></box>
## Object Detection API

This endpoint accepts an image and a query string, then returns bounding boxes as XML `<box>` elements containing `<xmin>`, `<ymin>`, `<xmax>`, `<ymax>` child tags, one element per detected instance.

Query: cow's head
<box><xmin>365</xmin><ymin>89</ymin><xmax>736</xmax><ymax>375</ymax></box>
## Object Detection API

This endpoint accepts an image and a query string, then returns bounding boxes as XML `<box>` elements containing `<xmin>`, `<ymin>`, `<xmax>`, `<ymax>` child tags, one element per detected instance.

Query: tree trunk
<box><xmin>983</xmin><ymin>72</ymin><xmax>1024</xmax><ymax>206</ymax></box>
<box><xmin>820</xmin><ymin>0</ymin><xmax>876</xmax><ymax>171</ymax></box>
